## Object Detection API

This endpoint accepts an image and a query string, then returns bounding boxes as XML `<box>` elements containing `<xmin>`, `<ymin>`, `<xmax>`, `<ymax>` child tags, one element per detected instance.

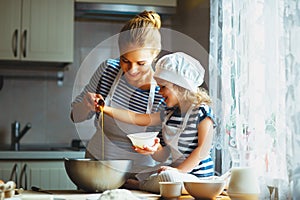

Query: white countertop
<box><xmin>3</xmin><ymin>189</ymin><xmax>231</xmax><ymax>200</ymax></box>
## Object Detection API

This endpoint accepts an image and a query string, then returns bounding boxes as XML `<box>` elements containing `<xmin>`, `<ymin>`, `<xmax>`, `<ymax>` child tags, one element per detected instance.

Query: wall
<box><xmin>172</xmin><ymin>0</ymin><xmax>210</xmax><ymax>87</ymax></box>
<box><xmin>0</xmin><ymin>1</ymin><xmax>210</xmax><ymax>147</ymax></box>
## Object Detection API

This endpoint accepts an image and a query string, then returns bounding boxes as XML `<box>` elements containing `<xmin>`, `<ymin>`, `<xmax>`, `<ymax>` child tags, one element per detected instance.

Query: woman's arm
<box><xmin>103</xmin><ymin>106</ymin><xmax>162</xmax><ymax>126</ymax></box>
<box><xmin>175</xmin><ymin>117</ymin><xmax>214</xmax><ymax>173</ymax></box>
<box><xmin>71</xmin><ymin>61</ymin><xmax>108</xmax><ymax>123</ymax></box>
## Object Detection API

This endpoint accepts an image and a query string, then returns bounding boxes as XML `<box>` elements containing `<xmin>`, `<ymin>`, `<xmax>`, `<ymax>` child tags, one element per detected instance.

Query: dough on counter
<box><xmin>21</xmin><ymin>195</ymin><xmax>53</xmax><ymax>200</ymax></box>
<box><xmin>98</xmin><ymin>189</ymin><xmax>140</xmax><ymax>200</ymax></box>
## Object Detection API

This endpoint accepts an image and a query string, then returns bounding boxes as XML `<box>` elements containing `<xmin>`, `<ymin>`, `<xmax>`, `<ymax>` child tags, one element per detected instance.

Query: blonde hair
<box><xmin>173</xmin><ymin>85</ymin><xmax>212</xmax><ymax>106</ymax></box>
<box><xmin>118</xmin><ymin>10</ymin><xmax>161</xmax><ymax>55</ymax></box>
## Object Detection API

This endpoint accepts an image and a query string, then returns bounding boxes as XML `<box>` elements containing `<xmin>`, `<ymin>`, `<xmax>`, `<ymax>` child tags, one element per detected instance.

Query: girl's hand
<box><xmin>158</xmin><ymin>166</ymin><xmax>178</xmax><ymax>174</ymax></box>
<box><xmin>133</xmin><ymin>137</ymin><xmax>160</xmax><ymax>155</ymax></box>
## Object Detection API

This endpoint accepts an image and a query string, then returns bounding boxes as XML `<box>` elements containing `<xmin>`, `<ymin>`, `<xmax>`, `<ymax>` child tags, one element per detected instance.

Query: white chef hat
<box><xmin>154</xmin><ymin>52</ymin><xmax>205</xmax><ymax>92</ymax></box>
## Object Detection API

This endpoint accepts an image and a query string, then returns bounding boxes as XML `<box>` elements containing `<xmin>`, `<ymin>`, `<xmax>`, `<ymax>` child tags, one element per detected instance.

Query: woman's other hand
<box><xmin>158</xmin><ymin>166</ymin><xmax>178</xmax><ymax>174</ymax></box>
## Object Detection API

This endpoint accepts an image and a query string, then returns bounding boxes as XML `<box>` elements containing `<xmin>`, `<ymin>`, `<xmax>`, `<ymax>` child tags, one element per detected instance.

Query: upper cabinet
<box><xmin>0</xmin><ymin>0</ymin><xmax>74</xmax><ymax>63</ymax></box>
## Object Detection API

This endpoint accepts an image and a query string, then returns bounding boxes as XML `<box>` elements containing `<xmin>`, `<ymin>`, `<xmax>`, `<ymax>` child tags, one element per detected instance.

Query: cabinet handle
<box><xmin>22</xmin><ymin>30</ymin><xmax>27</xmax><ymax>58</ymax></box>
<box><xmin>12</xmin><ymin>29</ymin><xmax>18</xmax><ymax>57</ymax></box>
<box><xmin>20</xmin><ymin>164</ymin><xmax>28</xmax><ymax>190</ymax></box>
<box><xmin>9</xmin><ymin>163</ymin><xmax>18</xmax><ymax>187</ymax></box>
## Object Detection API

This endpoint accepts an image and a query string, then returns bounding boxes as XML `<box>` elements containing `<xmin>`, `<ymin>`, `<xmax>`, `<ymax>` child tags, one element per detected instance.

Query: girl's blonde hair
<box><xmin>118</xmin><ymin>10</ymin><xmax>161</xmax><ymax>55</ymax></box>
<box><xmin>173</xmin><ymin>84</ymin><xmax>212</xmax><ymax>106</ymax></box>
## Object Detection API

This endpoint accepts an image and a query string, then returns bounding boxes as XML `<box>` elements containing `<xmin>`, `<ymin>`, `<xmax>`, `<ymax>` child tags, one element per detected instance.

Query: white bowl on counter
<box><xmin>159</xmin><ymin>182</ymin><xmax>182</xmax><ymax>199</ymax></box>
<box><xmin>184</xmin><ymin>179</ymin><xmax>226</xmax><ymax>199</ymax></box>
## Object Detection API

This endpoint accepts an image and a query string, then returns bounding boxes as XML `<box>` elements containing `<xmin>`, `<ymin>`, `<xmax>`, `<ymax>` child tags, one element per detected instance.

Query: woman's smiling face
<box><xmin>120</xmin><ymin>49</ymin><xmax>156</xmax><ymax>87</ymax></box>
<box><xmin>156</xmin><ymin>78</ymin><xmax>179</xmax><ymax>108</ymax></box>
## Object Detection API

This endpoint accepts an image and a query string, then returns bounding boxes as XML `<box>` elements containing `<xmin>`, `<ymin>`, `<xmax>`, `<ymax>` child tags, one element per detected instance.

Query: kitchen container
<box><xmin>64</xmin><ymin>158</ymin><xmax>132</xmax><ymax>192</ymax></box>
<box><xmin>227</xmin><ymin>148</ymin><xmax>260</xmax><ymax>200</ymax></box>
<box><xmin>159</xmin><ymin>182</ymin><xmax>182</xmax><ymax>199</ymax></box>
<box><xmin>183</xmin><ymin>179</ymin><xmax>225</xmax><ymax>199</ymax></box>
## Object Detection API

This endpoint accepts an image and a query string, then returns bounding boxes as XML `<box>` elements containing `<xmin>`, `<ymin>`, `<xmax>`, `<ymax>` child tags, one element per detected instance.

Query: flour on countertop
<box><xmin>98</xmin><ymin>189</ymin><xmax>141</xmax><ymax>200</ymax></box>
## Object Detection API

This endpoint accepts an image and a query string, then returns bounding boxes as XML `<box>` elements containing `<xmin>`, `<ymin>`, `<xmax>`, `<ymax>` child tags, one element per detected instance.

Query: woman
<box><xmin>70</xmin><ymin>11</ymin><xmax>165</xmax><ymax>180</ymax></box>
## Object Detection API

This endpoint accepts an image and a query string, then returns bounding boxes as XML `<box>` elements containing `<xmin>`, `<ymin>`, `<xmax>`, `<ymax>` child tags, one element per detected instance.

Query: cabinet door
<box><xmin>25</xmin><ymin>161</ymin><xmax>77</xmax><ymax>190</ymax></box>
<box><xmin>21</xmin><ymin>0</ymin><xmax>74</xmax><ymax>62</ymax></box>
<box><xmin>0</xmin><ymin>0</ymin><xmax>22</xmax><ymax>60</ymax></box>
<box><xmin>0</xmin><ymin>161</ymin><xmax>31</xmax><ymax>189</ymax></box>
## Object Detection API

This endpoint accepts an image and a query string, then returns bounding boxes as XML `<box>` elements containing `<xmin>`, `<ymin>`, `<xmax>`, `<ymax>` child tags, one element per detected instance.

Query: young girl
<box><xmin>99</xmin><ymin>52</ymin><xmax>215</xmax><ymax>193</ymax></box>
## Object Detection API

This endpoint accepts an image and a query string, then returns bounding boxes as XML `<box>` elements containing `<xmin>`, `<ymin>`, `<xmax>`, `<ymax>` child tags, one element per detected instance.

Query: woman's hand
<box><xmin>71</xmin><ymin>92</ymin><xmax>104</xmax><ymax>122</ymax></box>
<box><xmin>133</xmin><ymin>137</ymin><xmax>160</xmax><ymax>155</ymax></box>
<box><xmin>158</xmin><ymin>166</ymin><xmax>179</xmax><ymax>174</ymax></box>
<box><xmin>83</xmin><ymin>92</ymin><xmax>104</xmax><ymax>112</ymax></box>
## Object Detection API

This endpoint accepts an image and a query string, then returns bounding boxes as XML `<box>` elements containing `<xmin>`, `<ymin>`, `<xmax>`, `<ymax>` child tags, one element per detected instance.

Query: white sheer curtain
<box><xmin>209</xmin><ymin>0</ymin><xmax>300</xmax><ymax>199</ymax></box>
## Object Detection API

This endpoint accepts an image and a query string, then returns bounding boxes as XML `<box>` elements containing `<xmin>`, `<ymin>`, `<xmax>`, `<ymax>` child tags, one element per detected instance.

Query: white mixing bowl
<box><xmin>127</xmin><ymin>132</ymin><xmax>159</xmax><ymax>148</ymax></box>
<box><xmin>184</xmin><ymin>179</ymin><xmax>225</xmax><ymax>199</ymax></box>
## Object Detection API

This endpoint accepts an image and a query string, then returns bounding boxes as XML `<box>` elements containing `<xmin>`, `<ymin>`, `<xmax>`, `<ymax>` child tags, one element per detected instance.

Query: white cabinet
<box><xmin>0</xmin><ymin>0</ymin><xmax>74</xmax><ymax>62</ymax></box>
<box><xmin>0</xmin><ymin>160</ymin><xmax>76</xmax><ymax>190</ymax></box>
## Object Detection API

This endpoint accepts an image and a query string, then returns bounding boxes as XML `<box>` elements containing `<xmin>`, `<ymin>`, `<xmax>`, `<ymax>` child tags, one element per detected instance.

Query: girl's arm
<box><xmin>103</xmin><ymin>106</ymin><xmax>162</xmax><ymax>126</ymax></box>
<box><xmin>152</xmin><ymin>144</ymin><xmax>171</xmax><ymax>162</ymax></box>
<box><xmin>175</xmin><ymin>117</ymin><xmax>214</xmax><ymax>173</ymax></box>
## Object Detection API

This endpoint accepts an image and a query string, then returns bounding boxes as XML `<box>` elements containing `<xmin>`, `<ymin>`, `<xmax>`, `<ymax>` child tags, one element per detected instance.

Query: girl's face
<box><xmin>156</xmin><ymin>79</ymin><xmax>179</xmax><ymax>108</ymax></box>
<box><xmin>120</xmin><ymin>49</ymin><xmax>156</xmax><ymax>86</ymax></box>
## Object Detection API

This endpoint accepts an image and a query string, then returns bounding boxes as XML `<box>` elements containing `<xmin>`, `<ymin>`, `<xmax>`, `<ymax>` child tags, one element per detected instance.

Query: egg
<box><xmin>0</xmin><ymin>180</ymin><xmax>5</xmax><ymax>191</ymax></box>
<box><xmin>0</xmin><ymin>181</ymin><xmax>17</xmax><ymax>199</ymax></box>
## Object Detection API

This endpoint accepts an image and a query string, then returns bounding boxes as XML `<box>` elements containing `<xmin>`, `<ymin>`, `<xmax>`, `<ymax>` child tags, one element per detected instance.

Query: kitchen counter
<box><xmin>6</xmin><ymin>190</ymin><xmax>231</xmax><ymax>200</ymax></box>
<box><xmin>5</xmin><ymin>190</ymin><xmax>160</xmax><ymax>200</ymax></box>
<box><xmin>0</xmin><ymin>151</ymin><xmax>85</xmax><ymax>160</ymax></box>
<box><xmin>0</xmin><ymin>143</ymin><xmax>85</xmax><ymax>160</ymax></box>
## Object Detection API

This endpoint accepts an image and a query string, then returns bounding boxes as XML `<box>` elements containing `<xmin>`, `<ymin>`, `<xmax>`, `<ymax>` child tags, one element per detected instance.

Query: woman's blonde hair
<box><xmin>118</xmin><ymin>10</ymin><xmax>161</xmax><ymax>55</ymax></box>
<box><xmin>173</xmin><ymin>84</ymin><xmax>212</xmax><ymax>106</ymax></box>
